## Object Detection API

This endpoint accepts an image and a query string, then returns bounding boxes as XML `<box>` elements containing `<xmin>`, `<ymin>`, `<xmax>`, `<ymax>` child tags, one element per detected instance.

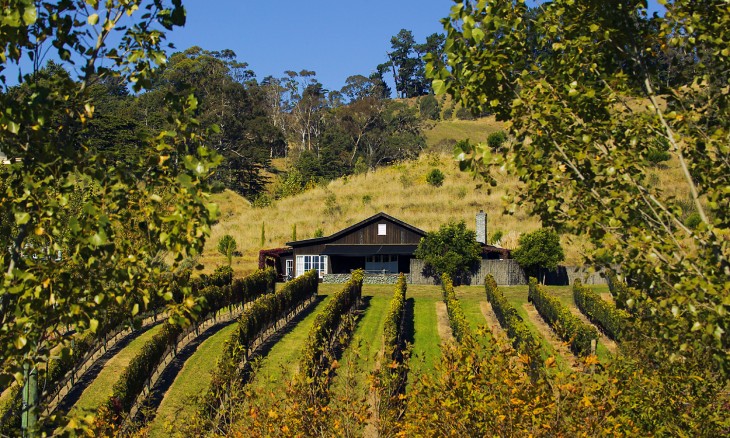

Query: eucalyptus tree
<box><xmin>0</xmin><ymin>0</ymin><xmax>221</xmax><ymax>430</ymax></box>
<box><xmin>154</xmin><ymin>47</ymin><xmax>283</xmax><ymax>198</ymax></box>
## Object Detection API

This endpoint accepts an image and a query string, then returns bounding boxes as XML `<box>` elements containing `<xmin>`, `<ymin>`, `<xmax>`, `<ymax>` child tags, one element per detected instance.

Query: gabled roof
<box><xmin>286</xmin><ymin>212</ymin><xmax>426</xmax><ymax>247</ymax></box>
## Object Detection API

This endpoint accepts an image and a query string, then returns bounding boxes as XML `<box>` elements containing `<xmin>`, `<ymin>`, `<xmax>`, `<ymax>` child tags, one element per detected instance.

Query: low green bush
<box><xmin>426</xmin><ymin>168</ymin><xmax>445</xmax><ymax>187</ymax></box>
<box><xmin>573</xmin><ymin>280</ymin><xmax>630</xmax><ymax>342</ymax></box>
<box><xmin>528</xmin><ymin>278</ymin><xmax>598</xmax><ymax>356</ymax></box>
<box><xmin>487</xmin><ymin>130</ymin><xmax>507</xmax><ymax>150</ymax></box>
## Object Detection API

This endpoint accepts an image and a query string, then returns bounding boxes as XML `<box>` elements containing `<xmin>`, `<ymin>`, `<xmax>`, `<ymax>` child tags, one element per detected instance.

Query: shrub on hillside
<box><xmin>419</xmin><ymin>95</ymin><xmax>441</xmax><ymax>120</ymax></box>
<box><xmin>426</xmin><ymin>168</ymin><xmax>445</xmax><ymax>187</ymax></box>
<box><xmin>647</xmin><ymin>148</ymin><xmax>671</xmax><ymax>166</ymax></box>
<box><xmin>487</xmin><ymin>130</ymin><xmax>508</xmax><ymax>150</ymax></box>
<box><xmin>684</xmin><ymin>212</ymin><xmax>702</xmax><ymax>229</ymax></box>
<box><xmin>443</xmin><ymin>106</ymin><xmax>454</xmax><ymax>120</ymax></box>
<box><xmin>455</xmin><ymin>107</ymin><xmax>475</xmax><ymax>120</ymax></box>
<box><xmin>218</xmin><ymin>235</ymin><xmax>237</xmax><ymax>266</ymax></box>
<box><xmin>646</xmin><ymin>138</ymin><xmax>671</xmax><ymax>167</ymax></box>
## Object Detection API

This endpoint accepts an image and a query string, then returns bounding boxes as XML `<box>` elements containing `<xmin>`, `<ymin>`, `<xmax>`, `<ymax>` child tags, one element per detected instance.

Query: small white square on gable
<box><xmin>378</xmin><ymin>223</ymin><xmax>387</xmax><ymax>235</ymax></box>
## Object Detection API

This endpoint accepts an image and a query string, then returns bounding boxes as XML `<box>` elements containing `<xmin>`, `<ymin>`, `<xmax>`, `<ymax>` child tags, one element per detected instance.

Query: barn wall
<box><xmin>329</xmin><ymin>219</ymin><xmax>422</xmax><ymax>245</ymax></box>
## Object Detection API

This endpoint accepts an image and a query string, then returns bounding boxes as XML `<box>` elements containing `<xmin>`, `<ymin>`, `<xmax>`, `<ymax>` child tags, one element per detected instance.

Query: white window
<box><xmin>295</xmin><ymin>255</ymin><xmax>328</xmax><ymax>278</ymax></box>
<box><xmin>378</xmin><ymin>223</ymin><xmax>387</xmax><ymax>235</ymax></box>
<box><xmin>285</xmin><ymin>259</ymin><xmax>293</xmax><ymax>279</ymax></box>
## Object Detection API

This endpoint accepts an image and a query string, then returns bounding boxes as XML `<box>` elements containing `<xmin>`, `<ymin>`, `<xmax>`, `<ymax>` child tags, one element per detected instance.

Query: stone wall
<box><xmin>323</xmin><ymin>262</ymin><xmax>608</xmax><ymax>286</ymax></box>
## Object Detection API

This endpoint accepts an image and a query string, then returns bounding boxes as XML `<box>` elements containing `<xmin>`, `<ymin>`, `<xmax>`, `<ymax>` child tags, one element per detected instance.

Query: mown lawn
<box><xmin>248</xmin><ymin>292</ymin><xmax>333</xmax><ymax>392</ymax></box>
<box><xmin>329</xmin><ymin>288</ymin><xmax>390</xmax><ymax>400</ymax></box>
<box><xmin>72</xmin><ymin>324</ymin><xmax>163</xmax><ymax>414</ymax></box>
<box><xmin>148</xmin><ymin>323</ymin><xmax>238</xmax><ymax>438</ymax></box>
<box><xmin>408</xmin><ymin>292</ymin><xmax>441</xmax><ymax>375</ymax></box>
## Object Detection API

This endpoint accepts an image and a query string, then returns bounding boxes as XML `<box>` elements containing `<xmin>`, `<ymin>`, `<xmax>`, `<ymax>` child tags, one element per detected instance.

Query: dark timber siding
<box><xmin>329</xmin><ymin>219</ymin><xmax>422</xmax><ymax>245</ymax></box>
<box><xmin>292</xmin><ymin>244</ymin><xmax>327</xmax><ymax>257</ymax></box>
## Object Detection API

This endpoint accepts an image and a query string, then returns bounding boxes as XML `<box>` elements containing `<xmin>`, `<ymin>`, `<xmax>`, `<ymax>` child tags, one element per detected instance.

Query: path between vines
<box><xmin>479</xmin><ymin>301</ymin><xmax>510</xmax><ymax>344</ymax></box>
<box><xmin>522</xmin><ymin>303</ymin><xmax>580</xmax><ymax>371</ymax></box>
<box><xmin>567</xmin><ymin>306</ymin><xmax>618</xmax><ymax>355</ymax></box>
<box><xmin>435</xmin><ymin>302</ymin><xmax>455</xmax><ymax>345</ymax></box>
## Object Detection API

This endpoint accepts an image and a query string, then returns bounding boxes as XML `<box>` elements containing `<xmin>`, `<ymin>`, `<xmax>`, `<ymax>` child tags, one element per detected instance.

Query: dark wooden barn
<box><xmin>281</xmin><ymin>212</ymin><xmax>425</xmax><ymax>279</ymax></box>
<box><xmin>259</xmin><ymin>212</ymin><xmax>511</xmax><ymax>281</ymax></box>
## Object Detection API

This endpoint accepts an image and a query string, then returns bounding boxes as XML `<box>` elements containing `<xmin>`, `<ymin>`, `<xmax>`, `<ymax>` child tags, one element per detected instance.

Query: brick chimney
<box><xmin>476</xmin><ymin>210</ymin><xmax>487</xmax><ymax>244</ymax></box>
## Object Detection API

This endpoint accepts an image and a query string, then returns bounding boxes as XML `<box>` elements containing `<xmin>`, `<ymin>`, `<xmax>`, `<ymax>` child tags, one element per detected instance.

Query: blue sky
<box><xmin>4</xmin><ymin>1</ymin><xmax>664</xmax><ymax>92</ymax></box>
<box><xmin>168</xmin><ymin>1</ymin><xmax>665</xmax><ymax>93</ymax></box>
<box><xmin>166</xmin><ymin>1</ymin><xmax>451</xmax><ymax>92</ymax></box>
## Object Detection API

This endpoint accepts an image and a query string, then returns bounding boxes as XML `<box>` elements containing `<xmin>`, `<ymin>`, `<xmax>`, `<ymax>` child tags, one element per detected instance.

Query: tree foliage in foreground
<box><xmin>430</xmin><ymin>0</ymin><xmax>729</xmax><ymax>374</ymax></box>
<box><xmin>0</xmin><ymin>0</ymin><xmax>220</xmax><ymax>431</ymax></box>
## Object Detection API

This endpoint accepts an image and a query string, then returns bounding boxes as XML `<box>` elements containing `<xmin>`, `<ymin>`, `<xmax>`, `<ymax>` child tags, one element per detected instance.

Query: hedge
<box><xmin>0</xmin><ymin>384</ymin><xmax>22</xmax><ymax>436</ymax></box>
<box><xmin>383</xmin><ymin>274</ymin><xmax>407</xmax><ymax>358</ymax></box>
<box><xmin>204</xmin><ymin>270</ymin><xmax>318</xmax><ymax>417</ymax></box>
<box><xmin>379</xmin><ymin>274</ymin><xmax>409</xmax><ymax>425</ymax></box>
<box><xmin>108</xmin><ymin>322</ymin><xmax>182</xmax><ymax>412</ymax></box>
<box><xmin>484</xmin><ymin>274</ymin><xmax>542</xmax><ymax>368</ymax></box>
<box><xmin>605</xmin><ymin>271</ymin><xmax>641</xmax><ymax>312</ymax></box>
<box><xmin>299</xmin><ymin>270</ymin><xmax>363</xmax><ymax>396</ymax></box>
<box><xmin>573</xmin><ymin>279</ymin><xmax>630</xmax><ymax>342</ymax></box>
<box><xmin>528</xmin><ymin>278</ymin><xmax>599</xmax><ymax>357</ymax></box>
<box><xmin>232</xmin><ymin>270</ymin><xmax>314</xmax><ymax>358</ymax></box>
<box><xmin>104</xmin><ymin>269</ymin><xmax>272</xmax><ymax>416</ymax></box>
<box><xmin>441</xmin><ymin>274</ymin><xmax>472</xmax><ymax>344</ymax></box>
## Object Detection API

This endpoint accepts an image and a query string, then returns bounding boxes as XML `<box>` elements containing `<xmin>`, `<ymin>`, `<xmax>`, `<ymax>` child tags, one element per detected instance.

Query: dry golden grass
<box><xmin>201</xmin><ymin>112</ymin><xmax>688</xmax><ymax>276</ymax></box>
<box><xmin>203</xmin><ymin>153</ymin><xmax>556</xmax><ymax>276</ymax></box>
<box><xmin>422</xmin><ymin>116</ymin><xmax>506</xmax><ymax>153</ymax></box>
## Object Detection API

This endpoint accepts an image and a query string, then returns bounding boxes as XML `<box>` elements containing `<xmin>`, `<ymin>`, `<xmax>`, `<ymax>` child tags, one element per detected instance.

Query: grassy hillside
<box><xmin>202</xmin><ymin>152</ymin><xmax>547</xmax><ymax>275</ymax></box>
<box><xmin>422</xmin><ymin>116</ymin><xmax>506</xmax><ymax>153</ymax></box>
<box><xmin>201</xmin><ymin>115</ymin><xmax>687</xmax><ymax>276</ymax></box>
